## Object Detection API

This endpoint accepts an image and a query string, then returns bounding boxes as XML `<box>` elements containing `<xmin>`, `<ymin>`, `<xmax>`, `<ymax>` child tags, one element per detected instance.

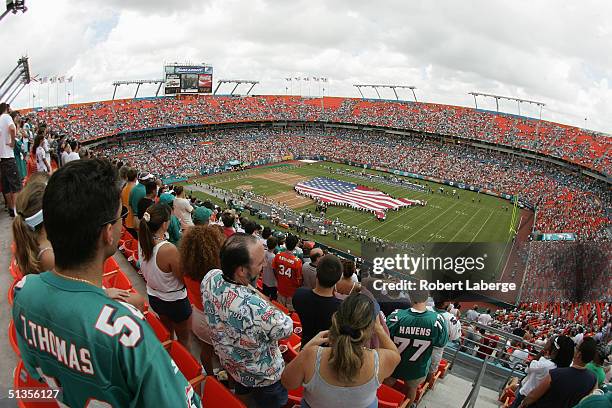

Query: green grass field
<box><xmin>186</xmin><ymin>162</ymin><xmax>519</xmax><ymax>255</ymax></box>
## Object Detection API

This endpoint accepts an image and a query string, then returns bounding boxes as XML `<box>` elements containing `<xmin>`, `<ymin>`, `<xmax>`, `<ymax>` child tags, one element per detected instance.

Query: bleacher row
<box><xmin>7</xmin><ymin>224</ymin><xmax>452</xmax><ymax>407</ymax></box>
<box><xmin>31</xmin><ymin>95</ymin><xmax>611</xmax><ymax>176</ymax></box>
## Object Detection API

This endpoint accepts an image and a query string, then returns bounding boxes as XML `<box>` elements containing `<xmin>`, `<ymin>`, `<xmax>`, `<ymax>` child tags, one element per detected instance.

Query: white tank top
<box><xmin>140</xmin><ymin>241</ymin><xmax>187</xmax><ymax>302</ymax></box>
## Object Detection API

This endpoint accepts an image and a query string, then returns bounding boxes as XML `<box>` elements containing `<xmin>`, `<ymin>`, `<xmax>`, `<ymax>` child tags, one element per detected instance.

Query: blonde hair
<box><xmin>12</xmin><ymin>174</ymin><xmax>49</xmax><ymax>275</ymax></box>
<box><xmin>328</xmin><ymin>293</ymin><xmax>375</xmax><ymax>383</ymax></box>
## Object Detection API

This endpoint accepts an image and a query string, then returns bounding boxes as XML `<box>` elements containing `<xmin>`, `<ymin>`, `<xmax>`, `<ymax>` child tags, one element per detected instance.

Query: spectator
<box><xmin>282</xmin><ymin>293</ymin><xmax>401</xmax><ymax>408</ymax></box>
<box><xmin>179</xmin><ymin>224</ymin><xmax>225</xmax><ymax>376</ymax></box>
<box><xmin>574</xmin><ymin>327</ymin><xmax>585</xmax><ymax>345</ymax></box>
<box><xmin>334</xmin><ymin>258</ymin><xmax>361</xmax><ymax>300</ymax></box>
<box><xmin>510</xmin><ymin>341</ymin><xmax>530</xmax><ymax>369</ymax></box>
<box><xmin>293</xmin><ymin>254</ymin><xmax>344</xmax><ymax>345</ymax></box>
<box><xmin>121</xmin><ymin>167</ymin><xmax>138</xmax><ymax>238</ymax></box>
<box><xmin>63</xmin><ymin>140</ymin><xmax>80</xmax><ymax>164</ymax></box>
<box><xmin>172</xmin><ymin>185</ymin><xmax>194</xmax><ymax>230</ymax></box>
<box><xmin>128</xmin><ymin>172</ymin><xmax>151</xmax><ymax>228</ymax></box>
<box><xmin>192</xmin><ymin>206</ymin><xmax>212</xmax><ymax>226</ymax></box>
<box><xmin>301</xmin><ymin>247</ymin><xmax>323</xmax><ymax>290</ymax></box>
<box><xmin>0</xmin><ymin>103</ymin><xmax>21</xmax><ymax>217</ymax></box>
<box><xmin>523</xmin><ymin>337</ymin><xmax>598</xmax><ymax>408</ymax></box>
<box><xmin>466</xmin><ymin>305</ymin><xmax>480</xmax><ymax>322</ymax></box>
<box><xmin>386</xmin><ymin>289</ymin><xmax>448</xmax><ymax>404</ymax></box>
<box><xmin>262</xmin><ymin>236</ymin><xmax>278</xmax><ymax>300</ymax></box>
<box><xmin>221</xmin><ymin>210</ymin><xmax>236</xmax><ymax>238</ymax></box>
<box><xmin>12</xmin><ymin>158</ymin><xmax>200</xmax><ymax>407</ymax></box>
<box><xmin>426</xmin><ymin>295</ymin><xmax>462</xmax><ymax>385</ymax></box>
<box><xmin>33</xmin><ymin>134</ymin><xmax>50</xmax><ymax>174</ymax></box>
<box><xmin>478</xmin><ymin>309</ymin><xmax>494</xmax><ymax>326</ymax></box>
<box><xmin>136</xmin><ymin>180</ymin><xmax>157</xmax><ymax>220</ymax></box>
<box><xmin>12</xmin><ymin>173</ymin><xmax>53</xmax><ymax>275</ymax></box>
<box><xmin>273</xmin><ymin>233</ymin><xmax>303</xmax><ymax>311</ymax></box>
<box><xmin>158</xmin><ymin>193</ymin><xmax>182</xmax><ymax>245</ymax></box>
<box><xmin>585</xmin><ymin>344</ymin><xmax>608</xmax><ymax>389</ymax></box>
<box><xmin>509</xmin><ymin>335</ymin><xmax>575</xmax><ymax>408</ymax></box>
<box><xmin>139</xmin><ymin>202</ymin><xmax>191</xmax><ymax>348</ymax></box>
<box><xmin>201</xmin><ymin>233</ymin><xmax>293</xmax><ymax>408</ymax></box>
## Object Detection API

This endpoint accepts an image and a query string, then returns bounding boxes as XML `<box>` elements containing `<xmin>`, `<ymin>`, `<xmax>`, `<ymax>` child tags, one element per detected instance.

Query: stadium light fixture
<box><xmin>0</xmin><ymin>56</ymin><xmax>31</xmax><ymax>104</ymax></box>
<box><xmin>213</xmin><ymin>79</ymin><xmax>259</xmax><ymax>96</ymax></box>
<box><xmin>111</xmin><ymin>79</ymin><xmax>164</xmax><ymax>100</ymax></box>
<box><xmin>469</xmin><ymin>92</ymin><xmax>545</xmax><ymax>120</ymax></box>
<box><xmin>354</xmin><ymin>84</ymin><xmax>417</xmax><ymax>102</ymax></box>
<box><xmin>1</xmin><ymin>0</ymin><xmax>27</xmax><ymax>22</ymax></box>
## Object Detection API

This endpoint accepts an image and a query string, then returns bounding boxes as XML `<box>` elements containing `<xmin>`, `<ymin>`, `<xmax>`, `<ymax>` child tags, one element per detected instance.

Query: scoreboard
<box><xmin>164</xmin><ymin>64</ymin><xmax>213</xmax><ymax>94</ymax></box>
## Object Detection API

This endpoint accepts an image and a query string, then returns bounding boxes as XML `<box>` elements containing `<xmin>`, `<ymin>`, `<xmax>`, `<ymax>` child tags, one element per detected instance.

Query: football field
<box><xmin>188</xmin><ymin>161</ymin><xmax>523</xmax><ymax>255</ymax></box>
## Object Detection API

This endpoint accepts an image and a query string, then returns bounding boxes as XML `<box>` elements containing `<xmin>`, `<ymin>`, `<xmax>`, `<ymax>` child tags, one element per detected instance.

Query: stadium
<box><xmin>0</xmin><ymin>2</ymin><xmax>610</xmax><ymax>408</ymax></box>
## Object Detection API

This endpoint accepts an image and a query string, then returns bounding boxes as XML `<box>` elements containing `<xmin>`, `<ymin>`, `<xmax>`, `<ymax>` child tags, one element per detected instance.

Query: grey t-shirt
<box><xmin>302</xmin><ymin>262</ymin><xmax>317</xmax><ymax>290</ymax></box>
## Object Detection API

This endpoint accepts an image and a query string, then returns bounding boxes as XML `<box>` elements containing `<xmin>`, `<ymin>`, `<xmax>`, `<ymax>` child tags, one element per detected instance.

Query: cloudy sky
<box><xmin>2</xmin><ymin>0</ymin><xmax>611</xmax><ymax>132</ymax></box>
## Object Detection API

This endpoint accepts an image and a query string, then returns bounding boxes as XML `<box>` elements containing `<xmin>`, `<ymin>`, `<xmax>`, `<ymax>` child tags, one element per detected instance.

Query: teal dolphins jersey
<box><xmin>12</xmin><ymin>272</ymin><xmax>201</xmax><ymax>408</ymax></box>
<box><xmin>386</xmin><ymin>308</ymin><xmax>448</xmax><ymax>380</ymax></box>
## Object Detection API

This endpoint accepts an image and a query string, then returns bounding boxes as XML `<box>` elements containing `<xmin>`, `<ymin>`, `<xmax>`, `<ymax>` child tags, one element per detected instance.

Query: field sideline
<box><xmin>186</xmin><ymin>161</ymin><xmax>527</xmax><ymax>255</ymax></box>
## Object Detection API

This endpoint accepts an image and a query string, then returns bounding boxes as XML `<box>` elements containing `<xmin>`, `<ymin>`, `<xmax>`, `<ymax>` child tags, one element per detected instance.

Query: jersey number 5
<box><xmin>393</xmin><ymin>337</ymin><xmax>432</xmax><ymax>361</ymax></box>
<box><xmin>95</xmin><ymin>305</ymin><xmax>142</xmax><ymax>347</ymax></box>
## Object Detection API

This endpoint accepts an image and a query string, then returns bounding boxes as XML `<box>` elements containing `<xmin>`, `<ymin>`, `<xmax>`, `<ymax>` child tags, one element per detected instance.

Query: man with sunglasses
<box><xmin>12</xmin><ymin>159</ymin><xmax>201</xmax><ymax>408</ymax></box>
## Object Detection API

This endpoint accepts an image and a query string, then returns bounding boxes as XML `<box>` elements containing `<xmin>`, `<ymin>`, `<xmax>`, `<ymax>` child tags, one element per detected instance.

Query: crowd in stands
<box><xmin>27</xmin><ymin>95</ymin><xmax>611</xmax><ymax>175</ymax></box>
<box><xmin>87</xmin><ymin>127</ymin><xmax>611</xmax><ymax>241</ymax></box>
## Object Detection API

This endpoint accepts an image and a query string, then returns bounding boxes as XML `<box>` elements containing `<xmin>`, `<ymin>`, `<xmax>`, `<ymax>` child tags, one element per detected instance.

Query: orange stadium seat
<box><xmin>102</xmin><ymin>270</ymin><xmax>132</xmax><ymax>290</ymax></box>
<box><xmin>7</xmin><ymin>278</ymin><xmax>17</xmax><ymax>306</ymax></box>
<box><xmin>9</xmin><ymin>320</ymin><xmax>20</xmax><ymax>357</ymax></box>
<box><xmin>13</xmin><ymin>361</ymin><xmax>60</xmax><ymax>408</ymax></box>
<box><xmin>377</xmin><ymin>384</ymin><xmax>409</xmax><ymax>408</ymax></box>
<box><xmin>144</xmin><ymin>311</ymin><xmax>171</xmax><ymax>347</ymax></box>
<box><xmin>10</xmin><ymin>257</ymin><xmax>23</xmax><ymax>280</ymax></box>
<box><xmin>103</xmin><ymin>257</ymin><xmax>121</xmax><ymax>276</ymax></box>
<box><xmin>202</xmin><ymin>376</ymin><xmax>246</xmax><ymax>408</ymax></box>
<box><xmin>167</xmin><ymin>341</ymin><xmax>206</xmax><ymax>393</ymax></box>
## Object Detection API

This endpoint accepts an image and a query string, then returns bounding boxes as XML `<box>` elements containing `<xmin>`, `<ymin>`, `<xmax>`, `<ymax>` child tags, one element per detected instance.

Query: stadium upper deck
<box><xmin>30</xmin><ymin>95</ymin><xmax>611</xmax><ymax>177</ymax></box>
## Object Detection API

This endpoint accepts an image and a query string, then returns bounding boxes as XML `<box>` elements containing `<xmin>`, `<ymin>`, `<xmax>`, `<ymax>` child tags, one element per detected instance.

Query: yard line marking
<box><xmin>448</xmin><ymin>208</ymin><xmax>481</xmax><ymax>242</ymax></box>
<box><xmin>402</xmin><ymin>200</ymin><xmax>462</xmax><ymax>241</ymax></box>
<box><xmin>470</xmin><ymin>209</ymin><xmax>495</xmax><ymax>243</ymax></box>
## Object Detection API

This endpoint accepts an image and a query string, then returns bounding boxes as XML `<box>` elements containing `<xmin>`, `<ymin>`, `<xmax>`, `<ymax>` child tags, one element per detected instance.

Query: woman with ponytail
<box><xmin>282</xmin><ymin>293</ymin><xmax>400</xmax><ymax>408</ymax></box>
<box><xmin>12</xmin><ymin>173</ymin><xmax>53</xmax><ymax>275</ymax></box>
<box><xmin>139</xmin><ymin>202</ymin><xmax>192</xmax><ymax>347</ymax></box>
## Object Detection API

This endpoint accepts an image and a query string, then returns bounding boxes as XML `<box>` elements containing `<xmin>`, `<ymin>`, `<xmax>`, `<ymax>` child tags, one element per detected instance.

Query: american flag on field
<box><xmin>295</xmin><ymin>177</ymin><xmax>422</xmax><ymax>218</ymax></box>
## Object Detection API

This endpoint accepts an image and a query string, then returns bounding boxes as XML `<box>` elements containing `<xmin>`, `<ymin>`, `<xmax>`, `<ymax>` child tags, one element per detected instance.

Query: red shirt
<box><xmin>223</xmin><ymin>227</ymin><xmax>235</xmax><ymax>238</ymax></box>
<box><xmin>272</xmin><ymin>251</ymin><xmax>303</xmax><ymax>298</ymax></box>
<box><xmin>184</xmin><ymin>275</ymin><xmax>203</xmax><ymax>311</ymax></box>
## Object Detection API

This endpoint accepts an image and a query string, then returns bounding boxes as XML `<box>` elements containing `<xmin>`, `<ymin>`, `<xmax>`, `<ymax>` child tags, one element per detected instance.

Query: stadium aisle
<box><xmin>0</xmin><ymin>212</ymin><xmax>17</xmax><ymax>403</ymax></box>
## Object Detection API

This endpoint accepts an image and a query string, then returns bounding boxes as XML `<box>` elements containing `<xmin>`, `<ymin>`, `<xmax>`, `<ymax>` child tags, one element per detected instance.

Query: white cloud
<box><xmin>2</xmin><ymin>0</ymin><xmax>611</xmax><ymax>132</ymax></box>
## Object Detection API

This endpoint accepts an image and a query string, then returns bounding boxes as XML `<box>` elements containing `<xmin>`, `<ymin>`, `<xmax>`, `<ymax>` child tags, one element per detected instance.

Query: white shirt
<box><xmin>510</xmin><ymin>348</ymin><xmax>529</xmax><ymax>368</ymax></box>
<box><xmin>0</xmin><ymin>113</ymin><xmax>15</xmax><ymax>158</ymax></box>
<box><xmin>36</xmin><ymin>146</ymin><xmax>47</xmax><ymax>172</ymax></box>
<box><xmin>519</xmin><ymin>357</ymin><xmax>556</xmax><ymax>397</ymax></box>
<box><xmin>42</xmin><ymin>138</ymin><xmax>51</xmax><ymax>162</ymax></box>
<box><xmin>61</xmin><ymin>151</ymin><xmax>69</xmax><ymax>165</ymax></box>
<box><xmin>64</xmin><ymin>151</ymin><xmax>80</xmax><ymax>164</ymax></box>
<box><xmin>173</xmin><ymin>197</ymin><xmax>194</xmax><ymax>230</ymax></box>
<box><xmin>572</xmin><ymin>333</ymin><xmax>584</xmax><ymax>345</ymax></box>
<box><xmin>466</xmin><ymin>309</ymin><xmax>480</xmax><ymax>322</ymax></box>
<box><xmin>478</xmin><ymin>313</ymin><xmax>493</xmax><ymax>326</ymax></box>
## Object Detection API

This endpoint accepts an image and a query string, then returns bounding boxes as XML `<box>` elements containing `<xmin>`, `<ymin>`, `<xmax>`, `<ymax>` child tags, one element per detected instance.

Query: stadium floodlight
<box><xmin>354</xmin><ymin>84</ymin><xmax>417</xmax><ymax>102</ymax></box>
<box><xmin>0</xmin><ymin>56</ymin><xmax>31</xmax><ymax>103</ymax></box>
<box><xmin>469</xmin><ymin>92</ymin><xmax>546</xmax><ymax>120</ymax></box>
<box><xmin>213</xmin><ymin>79</ymin><xmax>259</xmax><ymax>96</ymax></box>
<box><xmin>1</xmin><ymin>0</ymin><xmax>27</xmax><ymax>22</ymax></box>
<box><xmin>111</xmin><ymin>79</ymin><xmax>164</xmax><ymax>100</ymax></box>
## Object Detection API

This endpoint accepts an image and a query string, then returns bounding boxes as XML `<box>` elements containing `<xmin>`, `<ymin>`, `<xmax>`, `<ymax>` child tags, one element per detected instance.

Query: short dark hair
<box><xmin>43</xmin><ymin>159</ymin><xmax>120</xmax><ymax>269</ymax></box>
<box><xmin>126</xmin><ymin>167</ymin><xmax>137</xmax><ymax>182</ymax></box>
<box><xmin>221</xmin><ymin>212</ymin><xmax>235</xmax><ymax>228</ymax></box>
<box><xmin>285</xmin><ymin>234</ymin><xmax>298</xmax><ymax>251</ymax></box>
<box><xmin>578</xmin><ymin>337</ymin><xmax>597</xmax><ymax>364</ymax></box>
<box><xmin>243</xmin><ymin>221</ymin><xmax>258</xmax><ymax>235</ymax></box>
<box><xmin>69</xmin><ymin>140</ymin><xmax>78</xmax><ymax>151</ymax></box>
<box><xmin>316</xmin><ymin>254</ymin><xmax>343</xmax><ymax>288</ymax></box>
<box><xmin>0</xmin><ymin>102</ymin><xmax>8</xmax><ymax>114</ymax></box>
<box><xmin>220</xmin><ymin>233</ymin><xmax>258</xmax><ymax>279</ymax></box>
<box><xmin>266</xmin><ymin>236</ymin><xmax>277</xmax><ymax>250</ymax></box>
<box><xmin>144</xmin><ymin>181</ymin><xmax>157</xmax><ymax>196</ymax></box>
<box><xmin>262</xmin><ymin>227</ymin><xmax>272</xmax><ymax>239</ymax></box>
